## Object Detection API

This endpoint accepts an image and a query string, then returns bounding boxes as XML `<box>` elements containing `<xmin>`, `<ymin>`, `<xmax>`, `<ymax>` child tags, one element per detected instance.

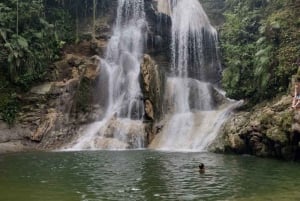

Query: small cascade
<box><xmin>164</xmin><ymin>78</ymin><xmax>214</xmax><ymax>114</ymax></box>
<box><xmin>150</xmin><ymin>0</ymin><xmax>238</xmax><ymax>151</ymax></box>
<box><xmin>170</xmin><ymin>0</ymin><xmax>221</xmax><ymax>82</ymax></box>
<box><xmin>68</xmin><ymin>0</ymin><xmax>147</xmax><ymax>150</ymax></box>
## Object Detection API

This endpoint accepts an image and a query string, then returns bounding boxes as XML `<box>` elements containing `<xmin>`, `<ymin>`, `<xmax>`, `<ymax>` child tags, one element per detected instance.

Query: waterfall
<box><xmin>66</xmin><ymin>0</ymin><xmax>239</xmax><ymax>151</ymax></box>
<box><xmin>150</xmin><ymin>0</ymin><xmax>239</xmax><ymax>151</ymax></box>
<box><xmin>68</xmin><ymin>0</ymin><xmax>147</xmax><ymax>150</ymax></box>
<box><xmin>170</xmin><ymin>0</ymin><xmax>222</xmax><ymax>82</ymax></box>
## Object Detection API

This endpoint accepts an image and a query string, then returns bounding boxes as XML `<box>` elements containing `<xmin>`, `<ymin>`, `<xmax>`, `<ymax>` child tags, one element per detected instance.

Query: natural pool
<box><xmin>0</xmin><ymin>151</ymin><xmax>299</xmax><ymax>201</ymax></box>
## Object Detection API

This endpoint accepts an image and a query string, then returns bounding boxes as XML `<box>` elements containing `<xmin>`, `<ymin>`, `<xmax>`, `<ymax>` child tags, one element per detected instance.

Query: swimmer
<box><xmin>199</xmin><ymin>163</ymin><xmax>205</xmax><ymax>174</ymax></box>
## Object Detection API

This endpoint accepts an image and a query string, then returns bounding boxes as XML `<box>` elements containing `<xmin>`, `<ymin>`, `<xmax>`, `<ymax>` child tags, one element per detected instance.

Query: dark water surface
<box><xmin>0</xmin><ymin>151</ymin><xmax>299</xmax><ymax>201</ymax></box>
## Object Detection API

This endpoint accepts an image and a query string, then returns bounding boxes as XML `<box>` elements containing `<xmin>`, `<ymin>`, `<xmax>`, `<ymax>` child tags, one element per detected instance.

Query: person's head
<box><xmin>199</xmin><ymin>163</ymin><xmax>204</xmax><ymax>169</ymax></box>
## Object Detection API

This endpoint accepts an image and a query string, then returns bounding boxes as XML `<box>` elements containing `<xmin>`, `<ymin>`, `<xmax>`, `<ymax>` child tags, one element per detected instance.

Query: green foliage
<box><xmin>0</xmin><ymin>92</ymin><xmax>19</xmax><ymax>126</ymax></box>
<box><xmin>0</xmin><ymin>0</ymin><xmax>75</xmax><ymax>86</ymax></box>
<box><xmin>45</xmin><ymin>7</ymin><xmax>75</xmax><ymax>43</ymax></box>
<box><xmin>221</xmin><ymin>0</ymin><xmax>300</xmax><ymax>103</ymax></box>
<box><xmin>0</xmin><ymin>0</ymin><xmax>76</xmax><ymax>124</ymax></box>
<box><xmin>75</xmin><ymin>78</ymin><xmax>92</xmax><ymax>113</ymax></box>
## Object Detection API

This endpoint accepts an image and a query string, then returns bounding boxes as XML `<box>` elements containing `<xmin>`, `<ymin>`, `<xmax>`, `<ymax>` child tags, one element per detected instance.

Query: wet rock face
<box><xmin>140</xmin><ymin>54</ymin><xmax>165</xmax><ymax>121</ymax></box>
<box><xmin>200</xmin><ymin>0</ymin><xmax>226</xmax><ymax>27</ymax></box>
<box><xmin>219</xmin><ymin>95</ymin><xmax>300</xmax><ymax>160</ymax></box>
<box><xmin>30</xmin><ymin>109</ymin><xmax>59</xmax><ymax>142</ymax></box>
<box><xmin>140</xmin><ymin>54</ymin><xmax>166</xmax><ymax>144</ymax></box>
<box><xmin>145</xmin><ymin>100</ymin><xmax>154</xmax><ymax>120</ymax></box>
<box><xmin>99</xmin><ymin>117</ymin><xmax>146</xmax><ymax>149</ymax></box>
<box><xmin>66</xmin><ymin>1</ymin><xmax>118</xmax><ymax>58</ymax></box>
<box><xmin>6</xmin><ymin>51</ymin><xmax>103</xmax><ymax>151</ymax></box>
<box><xmin>144</xmin><ymin>0</ymin><xmax>172</xmax><ymax>70</ymax></box>
<box><xmin>0</xmin><ymin>121</ymin><xmax>33</xmax><ymax>153</ymax></box>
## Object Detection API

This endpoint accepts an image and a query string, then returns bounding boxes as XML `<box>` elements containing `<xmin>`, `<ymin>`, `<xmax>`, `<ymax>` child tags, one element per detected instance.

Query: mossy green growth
<box><xmin>266</xmin><ymin>127</ymin><xmax>288</xmax><ymax>144</ymax></box>
<box><xmin>259</xmin><ymin>111</ymin><xmax>274</xmax><ymax>129</ymax></box>
<box><xmin>0</xmin><ymin>92</ymin><xmax>19</xmax><ymax>126</ymax></box>
<box><xmin>278</xmin><ymin>111</ymin><xmax>293</xmax><ymax>133</ymax></box>
<box><xmin>256</xmin><ymin>108</ymin><xmax>291</xmax><ymax>144</ymax></box>
<box><xmin>74</xmin><ymin>77</ymin><xmax>92</xmax><ymax>113</ymax></box>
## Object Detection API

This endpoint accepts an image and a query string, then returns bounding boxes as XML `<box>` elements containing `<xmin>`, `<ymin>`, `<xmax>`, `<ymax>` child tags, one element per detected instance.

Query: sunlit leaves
<box><xmin>16</xmin><ymin>36</ymin><xmax>28</xmax><ymax>48</ymax></box>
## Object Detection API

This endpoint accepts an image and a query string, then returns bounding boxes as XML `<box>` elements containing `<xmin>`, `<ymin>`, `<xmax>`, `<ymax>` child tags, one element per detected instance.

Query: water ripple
<box><xmin>0</xmin><ymin>151</ymin><xmax>300</xmax><ymax>201</ymax></box>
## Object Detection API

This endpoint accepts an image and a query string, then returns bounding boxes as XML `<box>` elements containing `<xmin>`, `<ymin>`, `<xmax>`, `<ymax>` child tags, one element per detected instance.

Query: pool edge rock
<box><xmin>215</xmin><ymin>95</ymin><xmax>300</xmax><ymax>161</ymax></box>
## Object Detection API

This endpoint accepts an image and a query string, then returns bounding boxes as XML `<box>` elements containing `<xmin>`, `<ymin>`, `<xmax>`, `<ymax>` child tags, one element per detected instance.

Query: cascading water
<box><xmin>150</xmin><ymin>0</ymin><xmax>239</xmax><ymax>151</ymax></box>
<box><xmin>68</xmin><ymin>0</ymin><xmax>147</xmax><ymax>150</ymax></box>
<box><xmin>67</xmin><ymin>0</ymin><xmax>239</xmax><ymax>151</ymax></box>
<box><xmin>156</xmin><ymin>0</ymin><xmax>177</xmax><ymax>16</ymax></box>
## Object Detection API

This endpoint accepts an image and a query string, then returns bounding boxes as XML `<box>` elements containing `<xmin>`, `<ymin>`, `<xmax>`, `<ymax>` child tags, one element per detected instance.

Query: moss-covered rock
<box><xmin>140</xmin><ymin>54</ymin><xmax>166</xmax><ymax>144</ymax></box>
<box><xmin>266</xmin><ymin>127</ymin><xmax>288</xmax><ymax>144</ymax></box>
<box><xmin>140</xmin><ymin>54</ymin><xmax>165</xmax><ymax>122</ymax></box>
<box><xmin>218</xmin><ymin>95</ymin><xmax>300</xmax><ymax>160</ymax></box>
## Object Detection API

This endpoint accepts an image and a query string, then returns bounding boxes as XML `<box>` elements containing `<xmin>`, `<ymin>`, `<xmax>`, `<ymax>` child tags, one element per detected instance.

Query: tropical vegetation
<box><xmin>221</xmin><ymin>0</ymin><xmax>300</xmax><ymax>104</ymax></box>
<box><xmin>0</xmin><ymin>0</ymin><xmax>76</xmax><ymax>124</ymax></box>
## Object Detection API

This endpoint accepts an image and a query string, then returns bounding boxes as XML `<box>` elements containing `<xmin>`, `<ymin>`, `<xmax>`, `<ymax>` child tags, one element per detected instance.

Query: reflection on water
<box><xmin>0</xmin><ymin>151</ymin><xmax>300</xmax><ymax>201</ymax></box>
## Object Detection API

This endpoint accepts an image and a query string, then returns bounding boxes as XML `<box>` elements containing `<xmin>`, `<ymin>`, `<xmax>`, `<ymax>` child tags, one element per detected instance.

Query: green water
<box><xmin>0</xmin><ymin>151</ymin><xmax>299</xmax><ymax>201</ymax></box>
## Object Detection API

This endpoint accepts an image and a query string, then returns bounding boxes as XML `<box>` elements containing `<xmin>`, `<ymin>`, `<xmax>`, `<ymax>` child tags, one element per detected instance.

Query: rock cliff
<box><xmin>215</xmin><ymin>94</ymin><xmax>300</xmax><ymax>160</ymax></box>
<box><xmin>0</xmin><ymin>46</ymin><xmax>103</xmax><ymax>153</ymax></box>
